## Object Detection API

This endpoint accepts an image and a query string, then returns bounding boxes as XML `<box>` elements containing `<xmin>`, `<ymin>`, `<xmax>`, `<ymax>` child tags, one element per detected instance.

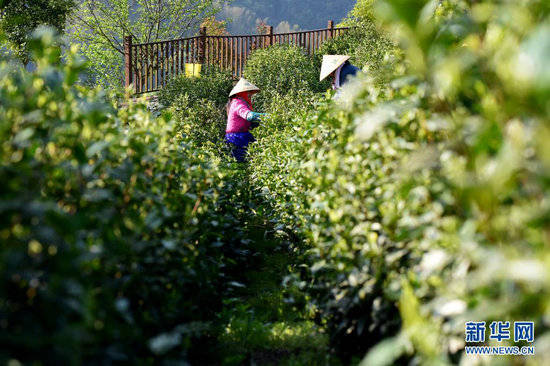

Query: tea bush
<box><xmin>158</xmin><ymin>66</ymin><xmax>233</xmax><ymax>108</ymax></box>
<box><xmin>171</xmin><ymin>95</ymin><xmax>226</xmax><ymax>147</ymax></box>
<box><xmin>0</xmin><ymin>29</ymin><xmax>250</xmax><ymax>364</ymax></box>
<box><xmin>317</xmin><ymin>19</ymin><xmax>398</xmax><ymax>85</ymax></box>
<box><xmin>248</xmin><ymin>0</ymin><xmax>550</xmax><ymax>364</ymax></box>
<box><xmin>243</xmin><ymin>44</ymin><xmax>330</xmax><ymax>111</ymax></box>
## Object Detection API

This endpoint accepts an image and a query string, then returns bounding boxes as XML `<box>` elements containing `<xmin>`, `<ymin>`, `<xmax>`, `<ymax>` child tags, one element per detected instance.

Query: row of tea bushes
<box><xmin>247</xmin><ymin>0</ymin><xmax>549</xmax><ymax>364</ymax></box>
<box><xmin>0</xmin><ymin>29</ymin><xmax>251</xmax><ymax>364</ymax></box>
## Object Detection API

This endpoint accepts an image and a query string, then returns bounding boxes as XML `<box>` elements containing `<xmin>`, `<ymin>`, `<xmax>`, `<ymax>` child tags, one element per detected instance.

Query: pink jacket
<box><xmin>226</xmin><ymin>97</ymin><xmax>252</xmax><ymax>133</ymax></box>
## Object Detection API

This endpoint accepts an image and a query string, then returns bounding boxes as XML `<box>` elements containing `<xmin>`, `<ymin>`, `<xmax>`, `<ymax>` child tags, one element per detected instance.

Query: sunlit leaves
<box><xmin>245</xmin><ymin>0</ymin><xmax>549</xmax><ymax>364</ymax></box>
<box><xmin>0</xmin><ymin>30</ymin><xmax>247</xmax><ymax>364</ymax></box>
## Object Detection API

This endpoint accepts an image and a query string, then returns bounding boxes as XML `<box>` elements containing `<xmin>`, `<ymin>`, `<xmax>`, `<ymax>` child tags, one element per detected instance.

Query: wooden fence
<box><xmin>124</xmin><ymin>20</ymin><xmax>350</xmax><ymax>94</ymax></box>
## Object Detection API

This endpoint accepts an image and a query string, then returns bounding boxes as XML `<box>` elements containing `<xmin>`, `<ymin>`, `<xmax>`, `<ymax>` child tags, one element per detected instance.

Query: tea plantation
<box><xmin>1</xmin><ymin>0</ymin><xmax>549</xmax><ymax>365</ymax></box>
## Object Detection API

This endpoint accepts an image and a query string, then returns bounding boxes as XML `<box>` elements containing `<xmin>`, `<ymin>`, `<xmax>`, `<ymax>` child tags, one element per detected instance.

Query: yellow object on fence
<box><xmin>185</xmin><ymin>63</ymin><xmax>202</xmax><ymax>77</ymax></box>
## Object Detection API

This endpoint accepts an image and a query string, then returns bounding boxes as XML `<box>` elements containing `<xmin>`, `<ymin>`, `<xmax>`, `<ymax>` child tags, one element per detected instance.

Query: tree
<box><xmin>0</xmin><ymin>0</ymin><xmax>74</xmax><ymax>62</ymax></box>
<box><xmin>346</xmin><ymin>0</ymin><xmax>375</xmax><ymax>22</ymax></box>
<box><xmin>68</xmin><ymin>0</ymin><xmax>226</xmax><ymax>89</ymax></box>
<box><xmin>201</xmin><ymin>16</ymin><xmax>229</xmax><ymax>36</ymax></box>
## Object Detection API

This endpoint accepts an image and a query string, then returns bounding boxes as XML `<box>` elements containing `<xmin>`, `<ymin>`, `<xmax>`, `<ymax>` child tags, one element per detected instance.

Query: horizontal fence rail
<box><xmin>124</xmin><ymin>20</ymin><xmax>350</xmax><ymax>94</ymax></box>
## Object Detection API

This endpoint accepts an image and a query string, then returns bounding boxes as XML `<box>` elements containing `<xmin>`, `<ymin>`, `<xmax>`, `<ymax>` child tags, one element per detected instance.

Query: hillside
<box><xmin>219</xmin><ymin>0</ymin><xmax>356</xmax><ymax>34</ymax></box>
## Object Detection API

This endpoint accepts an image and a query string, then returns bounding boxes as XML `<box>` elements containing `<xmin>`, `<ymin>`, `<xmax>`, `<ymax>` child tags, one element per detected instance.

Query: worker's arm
<box><xmin>233</xmin><ymin>99</ymin><xmax>253</xmax><ymax>120</ymax></box>
<box><xmin>246</xmin><ymin>112</ymin><xmax>267</xmax><ymax>122</ymax></box>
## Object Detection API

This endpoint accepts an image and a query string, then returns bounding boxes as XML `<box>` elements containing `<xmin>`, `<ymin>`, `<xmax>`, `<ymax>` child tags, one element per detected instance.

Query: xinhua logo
<box><xmin>464</xmin><ymin>321</ymin><xmax>535</xmax><ymax>356</ymax></box>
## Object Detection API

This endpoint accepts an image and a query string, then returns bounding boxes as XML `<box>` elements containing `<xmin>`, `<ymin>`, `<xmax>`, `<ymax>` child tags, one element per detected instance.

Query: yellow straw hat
<box><xmin>320</xmin><ymin>55</ymin><xmax>351</xmax><ymax>81</ymax></box>
<box><xmin>229</xmin><ymin>78</ymin><xmax>260</xmax><ymax>97</ymax></box>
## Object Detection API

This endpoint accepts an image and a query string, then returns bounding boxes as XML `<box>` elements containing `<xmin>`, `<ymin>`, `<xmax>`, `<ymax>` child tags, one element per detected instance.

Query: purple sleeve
<box><xmin>233</xmin><ymin>98</ymin><xmax>252</xmax><ymax>120</ymax></box>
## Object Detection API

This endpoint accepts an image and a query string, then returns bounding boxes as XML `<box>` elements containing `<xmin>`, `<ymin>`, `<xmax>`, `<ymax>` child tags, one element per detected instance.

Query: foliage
<box><xmin>0</xmin><ymin>0</ymin><xmax>74</xmax><ymax>62</ymax></box>
<box><xmin>247</xmin><ymin>0</ymin><xmax>550</xmax><ymax>365</ymax></box>
<box><xmin>243</xmin><ymin>44</ymin><xmax>329</xmax><ymax>111</ymax></box>
<box><xmin>361</xmin><ymin>0</ymin><xmax>550</xmax><ymax>363</ymax></box>
<box><xmin>0</xmin><ymin>28</ymin><xmax>248</xmax><ymax>364</ymax></box>
<box><xmin>201</xmin><ymin>16</ymin><xmax>229</xmax><ymax>36</ymax></box>
<box><xmin>3</xmin><ymin>0</ymin><xmax>550</xmax><ymax>364</ymax></box>
<box><xmin>0</xmin><ymin>27</ymin><xmax>330</xmax><ymax>366</ymax></box>
<box><xmin>171</xmin><ymin>95</ymin><xmax>226</xmax><ymax>147</ymax></box>
<box><xmin>250</xmin><ymin>90</ymin><xmax>405</xmax><ymax>360</ymax></box>
<box><xmin>256</xmin><ymin>20</ymin><xmax>271</xmax><ymax>35</ymax></box>
<box><xmin>347</xmin><ymin>0</ymin><xmax>375</xmax><ymax>21</ymax></box>
<box><xmin>317</xmin><ymin>2</ymin><xmax>399</xmax><ymax>85</ymax></box>
<box><xmin>158</xmin><ymin>67</ymin><xmax>233</xmax><ymax>108</ymax></box>
<box><xmin>68</xmin><ymin>0</ymin><xmax>225</xmax><ymax>89</ymax></box>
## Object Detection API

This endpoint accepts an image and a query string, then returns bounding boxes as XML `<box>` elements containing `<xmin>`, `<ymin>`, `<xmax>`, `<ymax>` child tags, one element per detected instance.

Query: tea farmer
<box><xmin>225</xmin><ymin>78</ymin><xmax>267</xmax><ymax>162</ymax></box>
<box><xmin>320</xmin><ymin>55</ymin><xmax>360</xmax><ymax>91</ymax></box>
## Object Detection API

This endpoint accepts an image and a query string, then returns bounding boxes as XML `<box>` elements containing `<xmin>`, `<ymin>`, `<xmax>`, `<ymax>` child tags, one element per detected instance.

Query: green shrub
<box><xmin>172</xmin><ymin>94</ymin><xmax>226</xmax><ymax>147</ymax></box>
<box><xmin>248</xmin><ymin>0</ymin><xmax>550</xmax><ymax>364</ymax></box>
<box><xmin>158</xmin><ymin>66</ymin><xmax>233</xmax><ymax>108</ymax></box>
<box><xmin>243</xmin><ymin>44</ymin><xmax>329</xmax><ymax>111</ymax></box>
<box><xmin>0</xmin><ymin>0</ymin><xmax>74</xmax><ymax>62</ymax></box>
<box><xmin>0</xmin><ymin>28</ymin><xmax>248</xmax><ymax>364</ymax></box>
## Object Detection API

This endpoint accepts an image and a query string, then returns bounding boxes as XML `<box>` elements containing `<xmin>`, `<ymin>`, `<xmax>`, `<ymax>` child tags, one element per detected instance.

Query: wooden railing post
<box><xmin>267</xmin><ymin>25</ymin><xmax>274</xmax><ymax>47</ymax></box>
<box><xmin>328</xmin><ymin>20</ymin><xmax>334</xmax><ymax>39</ymax></box>
<box><xmin>199</xmin><ymin>27</ymin><xmax>207</xmax><ymax>65</ymax></box>
<box><xmin>124</xmin><ymin>35</ymin><xmax>133</xmax><ymax>89</ymax></box>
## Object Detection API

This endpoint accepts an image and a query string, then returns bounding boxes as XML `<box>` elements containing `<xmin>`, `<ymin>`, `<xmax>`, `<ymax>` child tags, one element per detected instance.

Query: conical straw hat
<box><xmin>320</xmin><ymin>55</ymin><xmax>351</xmax><ymax>81</ymax></box>
<box><xmin>229</xmin><ymin>78</ymin><xmax>260</xmax><ymax>97</ymax></box>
